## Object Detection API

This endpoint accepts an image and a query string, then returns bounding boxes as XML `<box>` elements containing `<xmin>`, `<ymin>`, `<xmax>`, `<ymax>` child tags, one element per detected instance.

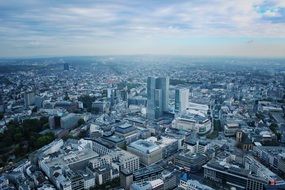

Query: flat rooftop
<box><xmin>128</xmin><ymin>139</ymin><xmax>160</xmax><ymax>154</ymax></box>
<box><xmin>133</xmin><ymin>165</ymin><xmax>164</xmax><ymax>178</ymax></box>
<box><xmin>178</xmin><ymin>113</ymin><xmax>209</xmax><ymax>123</ymax></box>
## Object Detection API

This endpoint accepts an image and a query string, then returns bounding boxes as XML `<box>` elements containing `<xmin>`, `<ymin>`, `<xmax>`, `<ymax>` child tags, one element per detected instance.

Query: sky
<box><xmin>0</xmin><ymin>0</ymin><xmax>285</xmax><ymax>58</ymax></box>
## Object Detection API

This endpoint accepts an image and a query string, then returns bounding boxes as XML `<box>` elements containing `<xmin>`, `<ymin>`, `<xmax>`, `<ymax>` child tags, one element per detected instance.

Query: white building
<box><xmin>89</xmin><ymin>149</ymin><xmax>139</xmax><ymax>172</ymax></box>
<box><xmin>145</xmin><ymin>136</ymin><xmax>179</xmax><ymax>158</ymax></box>
<box><xmin>38</xmin><ymin>139</ymin><xmax>98</xmax><ymax>190</ymax></box>
<box><xmin>127</xmin><ymin>139</ymin><xmax>162</xmax><ymax>166</ymax></box>
<box><xmin>172</xmin><ymin>111</ymin><xmax>212</xmax><ymax>135</ymax></box>
<box><xmin>179</xmin><ymin>179</ymin><xmax>214</xmax><ymax>190</ymax></box>
<box><xmin>175</xmin><ymin>88</ymin><xmax>189</xmax><ymax>113</ymax></box>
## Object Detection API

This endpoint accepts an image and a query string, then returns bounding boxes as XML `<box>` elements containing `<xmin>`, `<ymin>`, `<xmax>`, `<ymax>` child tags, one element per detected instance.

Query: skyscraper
<box><xmin>175</xmin><ymin>88</ymin><xmax>189</xmax><ymax>113</ymax></box>
<box><xmin>64</xmin><ymin>63</ymin><xmax>69</xmax><ymax>70</ymax></box>
<box><xmin>156</xmin><ymin>77</ymin><xmax>169</xmax><ymax>112</ymax></box>
<box><xmin>24</xmin><ymin>91</ymin><xmax>35</xmax><ymax>108</ymax></box>
<box><xmin>147</xmin><ymin>77</ymin><xmax>169</xmax><ymax>119</ymax></box>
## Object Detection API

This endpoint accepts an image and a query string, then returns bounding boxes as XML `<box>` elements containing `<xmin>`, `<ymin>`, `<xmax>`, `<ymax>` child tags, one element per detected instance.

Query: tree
<box><xmin>269</xmin><ymin>123</ymin><xmax>278</xmax><ymax>134</ymax></box>
<box><xmin>32</xmin><ymin>106</ymin><xmax>37</xmax><ymax>113</ymax></box>
<box><xmin>78</xmin><ymin>95</ymin><xmax>96</xmax><ymax>112</ymax></box>
<box><xmin>78</xmin><ymin>130</ymin><xmax>87</xmax><ymax>139</ymax></box>
<box><xmin>256</xmin><ymin>112</ymin><xmax>265</xmax><ymax>120</ymax></box>
<box><xmin>40</xmin><ymin>117</ymin><xmax>49</xmax><ymax>129</ymax></box>
<box><xmin>23</xmin><ymin>119</ymin><xmax>41</xmax><ymax>133</ymax></box>
<box><xmin>276</xmin><ymin>132</ymin><xmax>282</xmax><ymax>141</ymax></box>
<box><xmin>64</xmin><ymin>92</ymin><xmax>70</xmax><ymax>101</ymax></box>
<box><xmin>14</xmin><ymin>133</ymin><xmax>23</xmax><ymax>143</ymax></box>
<box><xmin>78</xmin><ymin>118</ymin><xmax>85</xmax><ymax>126</ymax></box>
<box><xmin>35</xmin><ymin>133</ymin><xmax>55</xmax><ymax>148</ymax></box>
<box><xmin>213</xmin><ymin>120</ymin><xmax>221</xmax><ymax>131</ymax></box>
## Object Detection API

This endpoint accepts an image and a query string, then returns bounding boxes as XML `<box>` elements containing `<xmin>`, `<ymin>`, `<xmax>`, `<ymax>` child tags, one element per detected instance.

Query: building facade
<box><xmin>147</xmin><ymin>77</ymin><xmax>169</xmax><ymax>120</ymax></box>
<box><xmin>175</xmin><ymin>88</ymin><xmax>189</xmax><ymax>113</ymax></box>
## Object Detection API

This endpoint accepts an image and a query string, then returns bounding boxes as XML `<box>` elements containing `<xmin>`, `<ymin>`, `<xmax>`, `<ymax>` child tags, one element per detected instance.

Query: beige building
<box><xmin>127</xmin><ymin>139</ymin><xmax>162</xmax><ymax>166</ymax></box>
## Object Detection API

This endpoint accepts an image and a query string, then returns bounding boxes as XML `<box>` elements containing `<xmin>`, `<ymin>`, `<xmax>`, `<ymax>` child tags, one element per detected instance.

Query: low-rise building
<box><xmin>133</xmin><ymin>165</ymin><xmax>164</xmax><ymax>183</ymax></box>
<box><xmin>172</xmin><ymin>111</ymin><xmax>212</xmax><ymax>135</ymax></box>
<box><xmin>130</xmin><ymin>179</ymin><xmax>164</xmax><ymax>190</ymax></box>
<box><xmin>224</xmin><ymin>122</ymin><xmax>240</xmax><ymax>137</ymax></box>
<box><xmin>127</xmin><ymin>139</ymin><xmax>162</xmax><ymax>166</ymax></box>
<box><xmin>203</xmin><ymin>161</ymin><xmax>266</xmax><ymax>190</ymax></box>
<box><xmin>115</xmin><ymin>122</ymin><xmax>139</xmax><ymax>144</ymax></box>
<box><xmin>174</xmin><ymin>152</ymin><xmax>208</xmax><ymax>173</ymax></box>
<box><xmin>179</xmin><ymin>179</ymin><xmax>214</xmax><ymax>190</ymax></box>
<box><xmin>145</xmin><ymin>136</ymin><xmax>179</xmax><ymax>158</ymax></box>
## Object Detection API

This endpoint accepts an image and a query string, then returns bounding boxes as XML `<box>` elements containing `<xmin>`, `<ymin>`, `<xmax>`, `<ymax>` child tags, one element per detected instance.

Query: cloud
<box><xmin>263</xmin><ymin>9</ymin><xmax>281</xmax><ymax>17</ymax></box>
<box><xmin>0</xmin><ymin>0</ymin><xmax>284</xmax><ymax>57</ymax></box>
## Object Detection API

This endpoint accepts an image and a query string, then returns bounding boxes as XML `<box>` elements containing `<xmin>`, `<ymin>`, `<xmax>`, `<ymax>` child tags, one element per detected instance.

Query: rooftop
<box><xmin>177</xmin><ymin>112</ymin><xmax>209</xmax><ymax>124</ymax></box>
<box><xmin>128</xmin><ymin>139</ymin><xmax>160</xmax><ymax>154</ymax></box>
<box><xmin>133</xmin><ymin>165</ymin><xmax>164</xmax><ymax>178</ymax></box>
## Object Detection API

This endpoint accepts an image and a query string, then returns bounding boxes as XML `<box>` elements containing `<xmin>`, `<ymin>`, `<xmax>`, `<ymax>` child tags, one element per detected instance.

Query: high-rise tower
<box><xmin>175</xmin><ymin>88</ymin><xmax>189</xmax><ymax>112</ymax></box>
<box><xmin>147</xmin><ymin>77</ymin><xmax>169</xmax><ymax>119</ymax></box>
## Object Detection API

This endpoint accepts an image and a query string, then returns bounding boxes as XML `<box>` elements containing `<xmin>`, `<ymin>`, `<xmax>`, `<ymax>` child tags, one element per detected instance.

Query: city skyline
<box><xmin>0</xmin><ymin>0</ymin><xmax>285</xmax><ymax>58</ymax></box>
<box><xmin>1</xmin><ymin>1</ymin><xmax>285</xmax><ymax>189</ymax></box>
<box><xmin>1</xmin><ymin>56</ymin><xmax>285</xmax><ymax>190</ymax></box>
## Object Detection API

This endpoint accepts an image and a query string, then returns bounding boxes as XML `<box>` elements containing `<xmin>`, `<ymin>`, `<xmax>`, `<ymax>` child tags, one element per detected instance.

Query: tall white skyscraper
<box><xmin>147</xmin><ymin>77</ymin><xmax>169</xmax><ymax>119</ymax></box>
<box><xmin>175</xmin><ymin>88</ymin><xmax>189</xmax><ymax>112</ymax></box>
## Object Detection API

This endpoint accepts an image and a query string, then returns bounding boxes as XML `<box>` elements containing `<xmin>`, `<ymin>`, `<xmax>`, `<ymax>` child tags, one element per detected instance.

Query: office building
<box><xmin>107</xmin><ymin>88</ymin><xmax>118</xmax><ymax>106</ymax></box>
<box><xmin>133</xmin><ymin>165</ymin><xmax>164</xmax><ymax>182</ymax></box>
<box><xmin>161</xmin><ymin>170</ymin><xmax>179</xmax><ymax>190</ymax></box>
<box><xmin>24</xmin><ymin>91</ymin><xmax>35</xmax><ymax>108</ymax></box>
<box><xmin>147</xmin><ymin>77</ymin><xmax>169</xmax><ymax>120</ymax></box>
<box><xmin>127</xmin><ymin>139</ymin><xmax>162</xmax><ymax>166</ymax></box>
<box><xmin>244</xmin><ymin>155</ymin><xmax>283</xmax><ymax>184</ymax></box>
<box><xmin>64</xmin><ymin>63</ymin><xmax>69</xmax><ymax>70</ymax></box>
<box><xmin>130</xmin><ymin>179</ymin><xmax>164</xmax><ymax>190</ymax></box>
<box><xmin>145</xmin><ymin>136</ymin><xmax>179</xmax><ymax>158</ymax></box>
<box><xmin>102</xmin><ymin>134</ymin><xmax>125</xmax><ymax>149</ymax></box>
<box><xmin>179</xmin><ymin>179</ymin><xmax>214</xmax><ymax>190</ymax></box>
<box><xmin>174</xmin><ymin>152</ymin><xmax>208</xmax><ymax>173</ymax></box>
<box><xmin>34</xmin><ymin>96</ymin><xmax>44</xmax><ymax>108</ymax></box>
<box><xmin>253</xmin><ymin>146</ymin><xmax>285</xmax><ymax>171</ymax></box>
<box><xmin>175</xmin><ymin>88</ymin><xmax>189</xmax><ymax>113</ymax></box>
<box><xmin>66</xmin><ymin>170</ymin><xmax>85</xmax><ymax>190</ymax></box>
<box><xmin>115</xmin><ymin>122</ymin><xmax>139</xmax><ymax>144</ymax></box>
<box><xmin>172</xmin><ymin>111</ymin><xmax>212</xmax><ymax>135</ymax></box>
<box><xmin>119</xmin><ymin>89</ymin><xmax>128</xmax><ymax>101</ymax></box>
<box><xmin>120</xmin><ymin>169</ymin><xmax>133</xmax><ymax>190</ymax></box>
<box><xmin>278</xmin><ymin>154</ymin><xmax>285</xmax><ymax>174</ymax></box>
<box><xmin>92</xmin><ymin>138</ymin><xmax>116</xmax><ymax>155</ymax></box>
<box><xmin>92</xmin><ymin>100</ymin><xmax>110</xmax><ymax>113</ymax></box>
<box><xmin>128</xmin><ymin>96</ymin><xmax>147</xmax><ymax>107</ymax></box>
<box><xmin>111</xmin><ymin>149</ymin><xmax>140</xmax><ymax>172</ymax></box>
<box><xmin>224</xmin><ymin>122</ymin><xmax>240</xmax><ymax>137</ymax></box>
<box><xmin>89</xmin><ymin>148</ymin><xmax>139</xmax><ymax>173</ymax></box>
<box><xmin>38</xmin><ymin>140</ymin><xmax>98</xmax><ymax>190</ymax></box>
<box><xmin>203</xmin><ymin>161</ymin><xmax>269</xmax><ymax>190</ymax></box>
<box><xmin>49</xmin><ymin>113</ymin><xmax>80</xmax><ymax>130</ymax></box>
<box><xmin>60</xmin><ymin>113</ymin><xmax>81</xmax><ymax>129</ymax></box>
<box><xmin>93</xmin><ymin>165</ymin><xmax>119</xmax><ymax>185</ymax></box>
